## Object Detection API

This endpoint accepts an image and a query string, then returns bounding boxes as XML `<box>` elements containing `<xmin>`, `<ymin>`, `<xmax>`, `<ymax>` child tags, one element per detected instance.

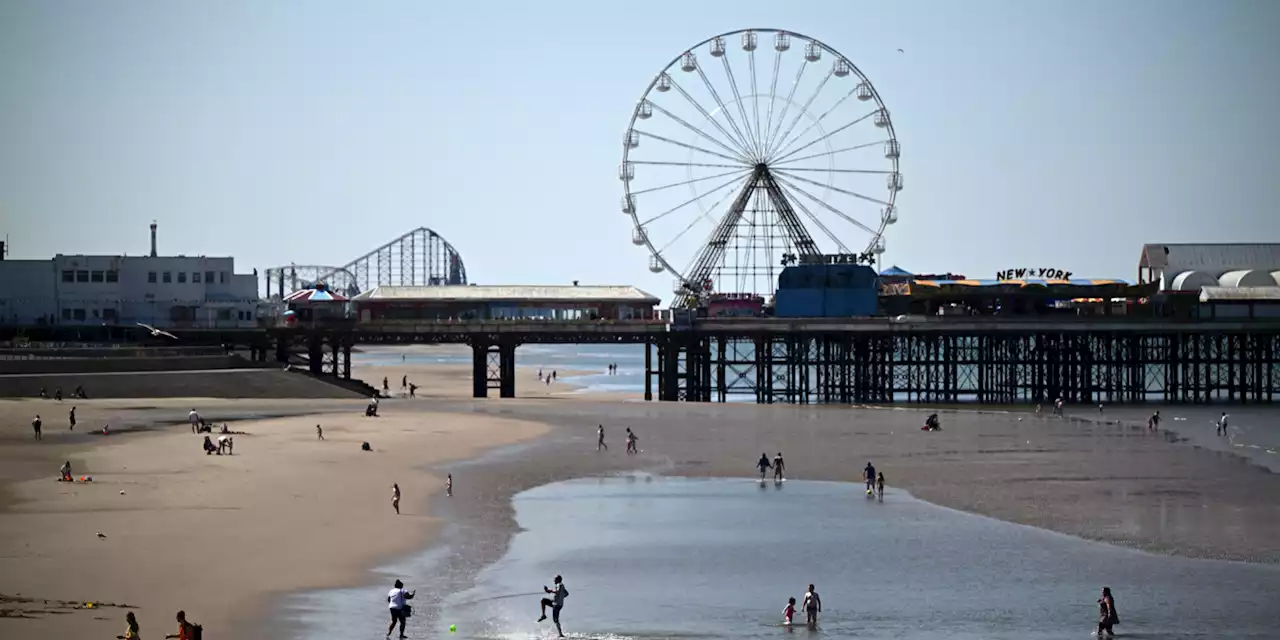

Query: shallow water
<box><xmin>288</xmin><ymin>476</ymin><xmax>1280</xmax><ymax>640</ymax></box>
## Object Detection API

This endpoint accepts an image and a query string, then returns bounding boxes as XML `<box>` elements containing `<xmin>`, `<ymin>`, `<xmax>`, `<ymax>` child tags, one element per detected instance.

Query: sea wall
<box><xmin>0</xmin><ymin>369</ymin><xmax>366</xmax><ymax>399</ymax></box>
<box><xmin>0</xmin><ymin>355</ymin><xmax>258</xmax><ymax>376</ymax></box>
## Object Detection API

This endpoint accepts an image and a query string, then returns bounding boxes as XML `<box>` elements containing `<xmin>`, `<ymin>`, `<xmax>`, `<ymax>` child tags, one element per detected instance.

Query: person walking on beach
<box><xmin>773</xmin><ymin>452</ymin><xmax>786</xmax><ymax>481</ymax></box>
<box><xmin>625</xmin><ymin>428</ymin><xmax>638</xmax><ymax>454</ymax></box>
<box><xmin>863</xmin><ymin>462</ymin><xmax>876</xmax><ymax>493</ymax></box>
<box><xmin>163</xmin><ymin>610</ymin><xmax>199</xmax><ymax>640</ymax></box>
<box><xmin>69</xmin><ymin>406</ymin><xmax>76</xmax><ymax>431</ymax></box>
<box><xmin>538</xmin><ymin>574</ymin><xmax>568</xmax><ymax>637</ymax></box>
<box><xmin>116</xmin><ymin>610</ymin><xmax>140</xmax><ymax>639</ymax></box>
<box><xmin>1148</xmin><ymin>410</ymin><xmax>1161</xmax><ymax>432</ymax></box>
<box><xmin>597</xmin><ymin>424</ymin><xmax>608</xmax><ymax>451</ymax></box>
<box><xmin>382</xmin><ymin>377</ymin><xmax>389</xmax><ymax>393</ymax></box>
<box><xmin>1217</xmin><ymin>412</ymin><xmax>1229</xmax><ymax>436</ymax></box>
<box><xmin>1096</xmin><ymin>586</ymin><xmax>1119</xmax><ymax>637</ymax></box>
<box><xmin>757</xmin><ymin>453</ymin><xmax>772</xmax><ymax>481</ymax></box>
<box><xmin>32</xmin><ymin>415</ymin><xmax>42</xmax><ymax>441</ymax></box>
<box><xmin>386</xmin><ymin>579</ymin><xmax>415</xmax><ymax>639</ymax></box>
<box><xmin>446</xmin><ymin>473</ymin><xmax>453</xmax><ymax>496</ymax></box>
<box><xmin>391</xmin><ymin>483</ymin><xmax>401</xmax><ymax>515</ymax></box>
<box><xmin>188</xmin><ymin>409</ymin><xmax>200</xmax><ymax>433</ymax></box>
<box><xmin>316</xmin><ymin>424</ymin><xmax>324</xmax><ymax>440</ymax></box>
<box><xmin>802</xmin><ymin>584</ymin><xmax>821</xmax><ymax>628</ymax></box>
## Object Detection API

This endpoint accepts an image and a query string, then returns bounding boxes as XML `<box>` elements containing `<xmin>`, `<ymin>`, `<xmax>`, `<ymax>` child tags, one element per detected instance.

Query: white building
<box><xmin>0</xmin><ymin>223</ymin><xmax>260</xmax><ymax>328</ymax></box>
<box><xmin>1138</xmin><ymin>243</ymin><xmax>1280</xmax><ymax>293</ymax></box>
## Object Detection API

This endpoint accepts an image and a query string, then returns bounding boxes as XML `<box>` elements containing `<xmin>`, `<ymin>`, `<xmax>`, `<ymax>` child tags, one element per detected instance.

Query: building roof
<box><xmin>879</xmin><ymin>265</ymin><xmax>913</xmax><ymax>277</ymax></box>
<box><xmin>352</xmin><ymin>285</ymin><xmax>660</xmax><ymax>304</ymax></box>
<box><xmin>284</xmin><ymin>287</ymin><xmax>347</xmax><ymax>302</ymax></box>
<box><xmin>911</xmin><ymin>278</ymin><xmax>1130</xmax><ymax>287</ymax></box>
<box><xmin>1199</xmin><ymin>286</ymin><xmax>1280</xmax><ymax>302</ymax></box>
<box><xmin>1140</xmin><ymin>244</ymin><xmax>1280</xmax><ymax>271</ymax></box>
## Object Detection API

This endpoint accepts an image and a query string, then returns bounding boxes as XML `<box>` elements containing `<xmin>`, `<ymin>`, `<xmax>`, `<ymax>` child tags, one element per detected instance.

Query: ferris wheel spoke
<box><xmin>666</xmin><ymin>75</ymin><xmax>754</xmax><ymax>160</ymax></box>
<box><xmin>693</xmin><ymin>65</ymin><xmax>755</xmax><ymax>161</ymax></box>
<box><xmin>748</xmin><ymin>48</ymin><xmax>762</xmax><ymax>160</ymax></box>
<box><xmin>637</xmin><ymin>172</ymin><xmax>750</xmax><ymax>227</ymax></box>
<box><xmin>632</xmin><ymin>129</ymin><xmax>746</xmax><ymax>165</ymax></box>
<box><xmin>629</xmin><ymin>168</ymin><xmax>750</xmax><ymax>197</ymax></box>
<box><xmin>773</xmin><ymin>174</ymin><xmax>878</xmax><ymax>236</ymax></box>
<box><xmin>772</xmin><ymin>140</ymin><xmax>886</xmax><ymax>166</ymax></box>
<box><xmin>717</xmin><ymin>54</ymin><xmax>762</xmax><ymax>161</ymax></box>
<box><xmin>647</xmin><ymin>101</ymin><xmax>751</xmax><ymax>164</ymax></box>
<box><xmin>631</xmin><ymin>160</ymin><xmax>749</xmax><ymax>171</ymax></box>
<box><xmin>656</xmin><ymin>186</ymin><xmax>740</xmax><ymax>256</ymax></box>
<box><xmin>787</xmin><ymin>192</ymin><xmax>853</xmax><ymax>254</ymax></box>
<box><xmin>768</xmin><ymin>69</ymin><xmax>833</xmax><ymax>160</ymax></box>
<box><xmin>763</xmin><ymin>61</ymin><xmax>809</xmax><ymax>158</ymax></box>
<box><xmin>762</xmin><ymin>50</ymin><xmax>783</xmax><ymax>159</ymax></box>
<box><xmin>774</xmin><ymin>169</ymin><xmax>892</xmax><ymax>207</ymax></box>
<box><xmin>774</xmin><ymin>167</ymin><xmax>893</xmax><ymax>174</ymax></box>
<box><xmin>771</xmin><ymin>108</ymin><xmax>880</xmax><ymax>165</ymax></box>
<box><xmin>771</xmin><ymin>85</ymin><xmax>858</xmax><ymax>160</ymax></box>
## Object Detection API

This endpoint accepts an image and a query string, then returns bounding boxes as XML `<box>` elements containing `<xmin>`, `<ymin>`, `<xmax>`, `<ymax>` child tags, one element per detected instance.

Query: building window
<box><xmin>61</xmin><ymin>308</ymin><xmax>72</xmax><ymax>320</ymax></box>
<box><xmin>193</xmin><ymin>272</ymin><xmax>202</xmax><ymax>283</ymax></box>
<box><xmin>76</xmin><ymin>270</ymin><xmax>89</xmax><ymax>283</ymax></box>
<box><xmin>62</xmin><ymin>270</ymin><xmax>74</xmax><ymax>283</ymax></box>
<box><xmin>91</xmin><ymin>270</ymin><xmax>104</xmax><ymax>283</ymax></box>
<box><xmin>106</xmin><ymin>270</ymin><xmax>119</xmax><ymax>283</ymax></box>
<box><xmin>163</xmin><ymin>272</ymin><xmax>172</xmax><ymax>283</ymax></box>
<box><xmin>72</xmin><ymin>309</ymin><xmax>86</xmax><ymax>321</ymax></box>
<box><xmin>217</xmin><ymin>309</ymin><xmax>232</xmax><ymax>321</ymax></box>
<box><xmin>178</xmin><ymin>272</ymin><xmax>187</xmax><ymax>283</ymax></box>
<box><xmin>220</xmin><ymin>272</ymin><xmax>227</xmax><ymax>284</ymax></box>
<box><xmin>206</xmin><ymin>270</ymin><xmax>215</xmax><ymax>284</ymax></box>
<box><xmin>102</xmin><ymin>308</ymin><xmax>118</xmax><ymax>321</ymax></box>
<box><xmin>148</xmin><ymin>271</ymin><xmax>157</xmax><ymax>283</ymax></box>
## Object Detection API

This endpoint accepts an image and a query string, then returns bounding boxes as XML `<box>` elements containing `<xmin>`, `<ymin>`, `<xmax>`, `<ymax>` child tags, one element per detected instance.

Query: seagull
<box><xmin>136</xmin><ymin>323</ymin><xmax>178</xmax><ymax>340</ymax></box>
<box><xmin>96</xmin><ymin>531</ymin><xmax>106</xmax><ymax>539</ymax></box>
<box><xmin>897</xmin><ymin>48</ymin><xmax>904</xmax><ymax>53</ymax></box>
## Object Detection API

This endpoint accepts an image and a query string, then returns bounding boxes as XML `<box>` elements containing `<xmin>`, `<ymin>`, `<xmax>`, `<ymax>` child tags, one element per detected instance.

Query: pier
<box><xmin>277</xmin><ymin>317</ymin><xmax>1280</xmax><ymax>405</ymax></box>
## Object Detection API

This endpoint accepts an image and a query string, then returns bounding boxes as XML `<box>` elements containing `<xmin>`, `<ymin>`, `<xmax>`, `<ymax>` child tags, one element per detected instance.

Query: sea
<box><xmin>284</xmin><ymin>476</ymin><xmax>1280</xmax><ymax>640</ymax></box>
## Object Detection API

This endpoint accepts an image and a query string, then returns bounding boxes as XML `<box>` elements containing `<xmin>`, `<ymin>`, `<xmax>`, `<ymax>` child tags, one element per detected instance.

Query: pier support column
<box><xmin>644</xmin><ymin>339</ymin><xmax>653</xmax><ymax>402</ymax></box>
<box><xmin>341</xmin><ymin>342</ymin><xmax>352</xmax><ymax>380</ymax></box>
<box><xmin>499</xmin><ymin>342</ymin><xmax>517</xmax><ymax>398</ymax></box>
<box><xmin>307</xmin><ymin>335</ymin><xmax>323</xmax><ymax>375</ymax></box>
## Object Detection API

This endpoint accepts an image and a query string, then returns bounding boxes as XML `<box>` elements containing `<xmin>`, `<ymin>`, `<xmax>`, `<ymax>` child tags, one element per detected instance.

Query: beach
<box><xmin>2</xmin><ymin>347</ymin><xmax>1280</xmax><ymax>639</ymax></box>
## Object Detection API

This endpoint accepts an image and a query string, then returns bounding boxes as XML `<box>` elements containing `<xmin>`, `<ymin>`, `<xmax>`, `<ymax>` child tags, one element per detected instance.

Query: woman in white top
<box><xmin>386</xmin><ymin>579</ymin><xmax>415</xmax><ymax>639</ymax></box>
<box><xmin>391</xmin><ymin>484</ymin><xmax>401</xmax><ymax>515</ymax></box>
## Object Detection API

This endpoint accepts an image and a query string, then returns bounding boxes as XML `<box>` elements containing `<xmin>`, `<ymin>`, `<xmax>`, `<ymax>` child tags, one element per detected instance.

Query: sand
<box><xmin>0</xmin><ymin>396</ymin><xmax>548</xmax><ymax>639</ymax></box>
<box><xmin>3</xmin><ymin>351</ymin><xmax>1280</xmax><ymax>639</ymax></box>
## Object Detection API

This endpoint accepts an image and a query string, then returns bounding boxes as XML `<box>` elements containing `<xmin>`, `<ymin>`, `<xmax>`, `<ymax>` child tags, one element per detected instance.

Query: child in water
<box><xmin>783</xmin><ymin>597</ymin><xmax>797</xmax><ymax>626</ymax></box>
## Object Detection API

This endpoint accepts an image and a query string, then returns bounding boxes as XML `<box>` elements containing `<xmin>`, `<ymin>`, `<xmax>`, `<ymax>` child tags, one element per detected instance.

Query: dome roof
<box><xmin>1168</xmin><ymin>270</ymin><xmax>1218</xmax><ymax>292</ymax></box>
<box><xmin>1218</xmin><ymin>270</ymin><xmax>1275</xmax><ymax>288</ymax></box>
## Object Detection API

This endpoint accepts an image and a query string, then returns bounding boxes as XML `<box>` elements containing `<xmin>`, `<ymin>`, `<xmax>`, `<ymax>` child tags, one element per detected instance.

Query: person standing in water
<box><xmin>446</xmin><ymin>474</ymin><xmax>453</xmax><ymax>497</ymax></box>
<box><xmin>876</xmin><ymin>471</ymin><xmax>885</xmax><ymax>499</ymax></box>
<box><xmin>597</xmin><ymin>424</ymin><xmax>608</xmax><ymax>451</ymax></box>
<box><xmin>538</xmin><ymin>574</ymin><xmax>568</xmax><ymax>637</ymax></box>
<box><xmin>1096</xmin><ymin>586</ymin><xmax>1118</xmax><ymax>637</ymax></box>
<box><xmin>1148</xmin><ymin>410</ymin><xmax>1161</xmax><ymax>432</ymax></box>
<box><xmin>773</xmin><ymin>452</ymin><xmax>786</xmax><ymax>481</ymax></box>
<box><xmin>782</xmin><ymin>597</ymin><xmax>797</xmax><ymax>626</ymax></box>
<box><xmin>386</xmin><ymin>579</ymin><xmax>415</xmax><ymax>639</ymax></box>
<box><xmin>757</xmin><ymin>453</ymin><xmax>772</xmax><ymax>481</ymax></box>
<box><xmin>802</xmin><ymin>584</ymin><xmax>821</xmax><ymax>628</ymax></box>
<box><xmin>1217</xmin><ymin>412</ymin><xmax>1229</xmax><ymax>436</ymax></box>
<box><xmin>863</xmin><ymin>462</ymin><xmax>876</xmax><ymax>493</ymax></box>
<box><xmin>391</xmin><ymin>484</ymin><xmax>401</xmax><ymax>515</ymax></box>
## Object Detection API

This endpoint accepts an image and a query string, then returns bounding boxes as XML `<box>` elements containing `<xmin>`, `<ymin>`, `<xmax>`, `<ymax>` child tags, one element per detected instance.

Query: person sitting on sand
<box><xmin>203</xmin><ymin>436</ymin><xmax>217</xmax><ymax>455</ymax></box>
<box><xmin>60</xmin><ymin>460</ymin><xmax>73</xmax><ymax>482</ymax></box>
<box><xmin>164</xmin><ymin>610</ymin><xmax>199</xmax><ymax>640</ymax></box>
<box><xmin>117</xmin><ymin>611</ymin><xmax>140</xmax><ymax>639</ymax></box>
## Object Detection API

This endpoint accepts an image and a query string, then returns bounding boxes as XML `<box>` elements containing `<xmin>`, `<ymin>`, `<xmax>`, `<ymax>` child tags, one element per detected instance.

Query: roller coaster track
<box><xmin>264</xmin><ymin>227</ymin><xmax>467</xmax><ymax>298</ymax></box>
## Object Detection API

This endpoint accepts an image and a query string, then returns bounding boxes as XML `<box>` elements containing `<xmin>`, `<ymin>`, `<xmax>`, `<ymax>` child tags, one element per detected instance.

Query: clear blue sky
<box><xmin>2</xmin><ymin>0</ymin><xmax>1277</xmax><ymax>300</ymax></box>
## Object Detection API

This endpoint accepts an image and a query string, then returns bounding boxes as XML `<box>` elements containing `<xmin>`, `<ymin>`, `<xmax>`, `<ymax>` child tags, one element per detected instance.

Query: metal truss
<box><xmin>264</xmin><ymin>227</ymin><xmax>467</xmax><ymax>297</ymax></box>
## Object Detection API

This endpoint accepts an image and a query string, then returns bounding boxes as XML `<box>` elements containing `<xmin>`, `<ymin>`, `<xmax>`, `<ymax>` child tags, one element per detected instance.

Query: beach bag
<box><xmin>192</xmin><ymin>623</ymin><xmax>203</xmax><ymax>640</ymax></box>
<box><xmin>403</xmin><ymin>605</ymin><xmax>413</xmax><ymax>618</ymax></box>
<box><xmin>561</xmin><ymin>585</ymin><xmax>568</xmax><ymax>599</ymax></box>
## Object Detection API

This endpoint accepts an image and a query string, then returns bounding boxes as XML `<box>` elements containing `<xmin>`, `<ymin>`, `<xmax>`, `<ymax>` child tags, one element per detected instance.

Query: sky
<box><xmin>1</xmin><ymin>0</ymin><xmax>1278</xmax><ymax>301</ymax></box>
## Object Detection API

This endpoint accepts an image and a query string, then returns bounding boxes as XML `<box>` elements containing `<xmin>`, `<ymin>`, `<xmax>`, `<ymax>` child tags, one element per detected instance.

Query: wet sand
<box><xmin>3</xmin><ymin>358</ymin><xmax>1280</xmax><ymax>639</ymax></box>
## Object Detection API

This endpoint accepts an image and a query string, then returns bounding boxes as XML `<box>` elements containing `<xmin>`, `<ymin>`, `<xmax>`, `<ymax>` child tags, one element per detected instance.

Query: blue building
<box><xmin>773</xmin><ymin>263</ymin><xmax>880</xmax><ymax>318</ymax></box>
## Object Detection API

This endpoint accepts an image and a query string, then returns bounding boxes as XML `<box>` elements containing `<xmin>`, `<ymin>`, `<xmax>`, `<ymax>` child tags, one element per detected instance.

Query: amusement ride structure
<box><xmin>263</xmin><ymin>227</ymin><xmax>467</xmax><ymax>298</ymax></box>
<box><xmin>621</xmin><ymin>28</ymin><xmax>901</xmax><ymax>308</ymax></box>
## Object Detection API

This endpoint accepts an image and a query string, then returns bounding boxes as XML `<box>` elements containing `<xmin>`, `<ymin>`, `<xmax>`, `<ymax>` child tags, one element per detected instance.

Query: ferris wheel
<box><xmin>620</xmin><ymin>28</ymin><xmax>902</xmax><ymax>307</ymax></box>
